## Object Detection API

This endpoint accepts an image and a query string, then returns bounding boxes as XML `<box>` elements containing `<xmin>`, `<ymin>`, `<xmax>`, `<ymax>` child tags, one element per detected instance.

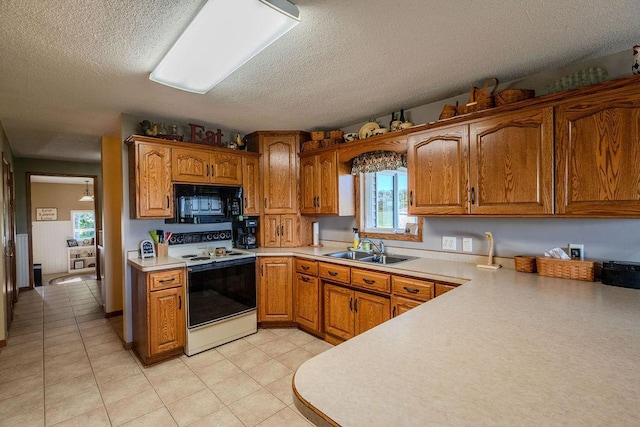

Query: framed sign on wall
<box><xmin>36</xmin><ymin>207</ymin><xmax>57</xmax><ymax>221</ymax></box>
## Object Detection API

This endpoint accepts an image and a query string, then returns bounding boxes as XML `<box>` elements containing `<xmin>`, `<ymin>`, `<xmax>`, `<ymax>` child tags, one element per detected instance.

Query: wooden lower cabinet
<box><xmin>294</xmin><ymin>272</ymin><xmax>321</xmax><ymax>333</ymax></box>
<box><xmin>324</xmin><ymin>283</ymin><xmax>390</xmax><ymax>341</ymax></box>
<box><xmin>435</xmin><ymin>283</ymin><xmax>459</xmax><ymax>296</ymax></box>
<box><xmin>391</xmin><ymin>295</ymin><xmax>422</xmax><ymax>317</ymax></box>
<box><xmin>258</xmin><ymin>257</ymin><xmax>293</xmax><ymax>323</ymax></box>
<box><xmin>132</xmin><ymin>268</ymin><xmax>186</xmax><ymax>365</ymax></box>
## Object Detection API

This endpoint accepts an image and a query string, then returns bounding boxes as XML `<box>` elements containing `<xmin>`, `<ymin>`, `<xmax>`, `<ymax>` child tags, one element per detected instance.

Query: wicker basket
<box><xmin>536</xmin><ymin>257</ymin><xmax>595</xmax><ymax>282</ymax></box>
<box><xmin>495</xmin><ymin>89</ymin><xmax>535</xmax><ymax>106</ymax></box>
<box><xmin>457</xmin><ymin>77</ymin><xmax>499</xmax><ymax>115</ymax></box>
<box><xmin>514</xmin><ymin>256</ymin><xmax>537</xmax><ymax>273</ymax></box>
<box><xmin>328</xmin><ymin>130</ymin><xmax>343</xmax><ymax>140</ymax></box>
<box><xmin>310</xmin><ymin>131</ymin><xmax>325</xmax><ymax>141</ymax></box>
<box><xmin>301</xmin><ymin>140</ymin><xmax>320</xmax><ymax>152</ymax></box>
<box><xmin>321</xmin><ymin>138</ymin><xmax>339</xmax><ymax>148</ymax></box>
<box><xmin>439</xmin><ymin>102</ymin><xmax>458</xmax><ymax>120</ymax></box>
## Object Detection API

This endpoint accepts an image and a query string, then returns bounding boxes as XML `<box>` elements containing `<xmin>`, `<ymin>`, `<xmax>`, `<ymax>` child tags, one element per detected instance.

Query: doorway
<box><xmin>3</xmin><ymin>154</ymin><xmax>17</xmax><ymax>328</ymax></box>
<box><xmin>26</xmin><ymin>174</ymin><xmax>100</xmax><ymax>290</ymax></box>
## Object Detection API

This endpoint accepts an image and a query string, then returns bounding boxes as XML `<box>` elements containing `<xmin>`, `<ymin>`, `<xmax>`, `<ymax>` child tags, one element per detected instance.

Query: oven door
<box><xmin>187</xmin><ymin>258</ymin><xmax>256</xmax><ymax>329</ymax></box>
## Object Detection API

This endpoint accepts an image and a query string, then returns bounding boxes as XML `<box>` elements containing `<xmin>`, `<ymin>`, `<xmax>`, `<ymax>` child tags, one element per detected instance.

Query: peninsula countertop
<box><xmin>286</xmin><ymin>250</ymin><xmax>640</xmax><ymax>426</ymax></box>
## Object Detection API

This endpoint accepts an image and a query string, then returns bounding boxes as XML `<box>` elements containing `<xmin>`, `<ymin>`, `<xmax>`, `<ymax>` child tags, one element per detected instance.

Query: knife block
<box><xmin>155</xmin><ymin>242</ymin><xmax>168</xmax><ymax>258</ymax></box>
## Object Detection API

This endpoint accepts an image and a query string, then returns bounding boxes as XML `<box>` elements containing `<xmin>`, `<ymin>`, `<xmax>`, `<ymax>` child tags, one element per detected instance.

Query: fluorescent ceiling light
<box><xmin>150</xmin><ymin>0</ymin><xmax>300</xmax><ymax>94</ymax></box>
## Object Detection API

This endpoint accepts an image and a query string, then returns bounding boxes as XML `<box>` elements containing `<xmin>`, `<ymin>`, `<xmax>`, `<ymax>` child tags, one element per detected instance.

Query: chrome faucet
<box><xmin>359</xmin><ymin>238</ymin><xmax>385</xmax><ymax>255</ymax></box>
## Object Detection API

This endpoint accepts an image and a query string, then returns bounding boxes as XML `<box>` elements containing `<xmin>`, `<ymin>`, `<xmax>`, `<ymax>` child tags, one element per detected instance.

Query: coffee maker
<box><xmin>234</xmin><ymin>218</ymin><xmax>258</xmax><ymax>249</ymax></box>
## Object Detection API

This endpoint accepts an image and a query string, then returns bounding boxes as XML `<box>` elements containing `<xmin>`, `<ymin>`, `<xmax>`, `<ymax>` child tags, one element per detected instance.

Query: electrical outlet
<box><xmin>462</xmin><ymin>238</ymin><xmax>473</xmax><ymax>252</ymax></box>
<box><xmin>442</xmin><ymin>236</ymin><xmax>457</xmax><ymax>251</ymax></box>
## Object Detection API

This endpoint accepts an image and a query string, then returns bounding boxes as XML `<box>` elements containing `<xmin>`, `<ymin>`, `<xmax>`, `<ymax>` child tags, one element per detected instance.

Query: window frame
<box><xmin>355</xmin><ymin>173</ymin><xmax>422</xmax><ymax>243</ymax></box>
<box><xmin>70</xmin><ymin>210</ymin><xmax>96</xmax><ymax>242</ymax></box>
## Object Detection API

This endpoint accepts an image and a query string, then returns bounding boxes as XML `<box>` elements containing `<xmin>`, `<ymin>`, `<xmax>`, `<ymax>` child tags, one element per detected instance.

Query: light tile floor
<box><xmin>0</xmin><ymin>279</ymin><xmax>332</xmax><ymax>426</ymax></box>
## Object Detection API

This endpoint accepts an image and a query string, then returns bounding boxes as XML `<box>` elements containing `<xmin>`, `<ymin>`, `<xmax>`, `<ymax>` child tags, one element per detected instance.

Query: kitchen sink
<box><xmin>325</xmin><ymin>251</ymin><xmax>371</xmax><ymax>260</ymax></box>
<box><xmin>359</xmin><ymin>254</ymin><xmax>414</xmax><ymax>265</ymax></box>
<box><xmin>324</xmin><ymin>251</ymin><xmax>414</xmax><ymax>265</ymax></box>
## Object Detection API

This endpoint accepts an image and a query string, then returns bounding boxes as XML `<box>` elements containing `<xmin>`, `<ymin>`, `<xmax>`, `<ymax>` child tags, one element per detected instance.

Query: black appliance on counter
<box><xmin>166</xmin><ymin>184</ymin><xmax>242</xmax><ymax>224</ymax></box>
<box><xmin>601</xmin><ymin>261</ymin><xmax>640</xmax><ymax>289</ymax></box>
<box><xmin>234</xmin><ymin>218</ymin><xmax>259</xmax><ymax>249</ymax></box>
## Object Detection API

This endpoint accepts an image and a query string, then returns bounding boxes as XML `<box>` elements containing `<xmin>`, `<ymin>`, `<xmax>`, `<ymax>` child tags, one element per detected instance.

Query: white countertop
<box><xmin>285</xmin><ymin>248</ymin><xmax>640</xmax><ymax>426</ymax></box>
<box><xmin>127</xmin><ymin>255</ymin><xmax>186</xmax><ymax>272</ymax></box>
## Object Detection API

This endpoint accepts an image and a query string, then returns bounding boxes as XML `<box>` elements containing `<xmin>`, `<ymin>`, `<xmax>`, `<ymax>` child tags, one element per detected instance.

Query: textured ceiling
<box><xmin>0</xmin><ymin>0</ymin><xmax>637</xmax><ymax>163</ymax></box>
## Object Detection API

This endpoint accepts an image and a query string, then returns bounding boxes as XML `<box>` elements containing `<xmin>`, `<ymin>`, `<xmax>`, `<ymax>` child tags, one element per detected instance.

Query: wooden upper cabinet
<box><xmin>242</xmin><ymin>156</ymin><xmax>261</xmax><ymax>215</ymax></box>
<box><xmin>468</xmin><ymin>107</ymin><xmax>554</xmax><ymax>215</ymax></box>
<box><xmin>172</xmin><ymin>147</ymin><xmax>209</xmax><ymax>183</ymax></box>
<box><xmin>407</xmin><ymin>124</ymin><xmax>469</xmax><ymax>215</ymax></box>
<box><xmin>555</xmin><ymin>87</ymin><xmax>640</xmax><ymax>216</ymax></box>
<box><xmin>129</xmin><ymin>141</ymin><xmax>173</xmax><ymax>219</ymax></box>
<box><xmin>172</xmin><ymin>147</ymin><xmax>242</xmax><ymax>186</ymax></box>
<box><xmin>300</xmin><ymin>151</ymin><xmax>353</xmax><ymax>215</ymax></box>
<box><xmin>262</xmin><ymin>135</ymin><xmax>299</xmax><ymax>213</ymax></box>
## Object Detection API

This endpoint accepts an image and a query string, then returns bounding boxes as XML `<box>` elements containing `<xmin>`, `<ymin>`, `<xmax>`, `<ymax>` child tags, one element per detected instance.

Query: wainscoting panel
<box><xmin>16</xmin><ymin>234</ymin><xmax>29</xmax><ymax>288</ymax></box>
<box><xmin>32</xmin><ymin>221</ymin><xmax>72</xmax><ymax>275</ymax></box>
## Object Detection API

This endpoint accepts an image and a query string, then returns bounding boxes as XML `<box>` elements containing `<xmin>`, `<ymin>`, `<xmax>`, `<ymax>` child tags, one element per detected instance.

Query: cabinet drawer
<box><xmin>148</xmin><ymin>268</ymin><xmax>184</xmax><ymax>291</ymax></box>
<box><xmin>318</xmin><ymin>262</ymin><xmax>350</xmax><ymax>284</ymax></box>
<box><xmin>392</xmin><ymin>276</ymin><xmax>434</xmax><ymax>302</ymax></box>
<box><xmin>295</xmin><ymin>258</ymin><xmax>318</xmax><ymax>276</ymax></box>
<box><xmin>351</xmin><ymin>268</ymin><xmax>390</xmax><ymax>293</ymax></box>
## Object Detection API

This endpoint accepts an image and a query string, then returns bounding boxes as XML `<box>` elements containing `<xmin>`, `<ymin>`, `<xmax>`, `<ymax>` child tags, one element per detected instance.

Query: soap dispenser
<box><xmin>352</xmin><ymin>228</ymin><xmax>360</xmax><ymax>249</ymax></box>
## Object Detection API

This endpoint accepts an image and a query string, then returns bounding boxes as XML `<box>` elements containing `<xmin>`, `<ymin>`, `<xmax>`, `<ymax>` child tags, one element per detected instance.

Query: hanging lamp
<box><xmin>79</xmin><ymin>180</ymin><xmax>94</xmax><ymax>202</ymax></box>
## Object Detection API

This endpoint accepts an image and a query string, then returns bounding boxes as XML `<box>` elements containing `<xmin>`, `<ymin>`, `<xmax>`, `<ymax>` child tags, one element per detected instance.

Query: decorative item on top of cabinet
<box><xmin>258</xmin><ymin>257</ymin><xmax>294</xmax><ymax>324</ymax></box>
<box><xmin>408</xmin><ymin>106</ymin><xmax>554</xmax><ymax>216</ymax></box>
<box><xmin>127</xmin><ymin>137</ymin><xmax>173</xmax><ymax>219</ymax></box>
<box><xmin>300</xmin><ymin>150</ymin><xmax>354</xmax><ymax>216</ymax></box>
<box><xmin>555</xmin><ymin>85</ymin><xmax>640</xmax><ymax>216</ymax></box>
<box><xmin>131</xmin><ymin>268</ymin><xmax>186</xmax><ymax>365</ymax></box>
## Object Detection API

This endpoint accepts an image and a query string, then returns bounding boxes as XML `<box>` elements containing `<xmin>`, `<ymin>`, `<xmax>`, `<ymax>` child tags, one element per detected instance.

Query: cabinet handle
<box><xmin>363</xmin><ymin>278</ymin><xmax>375</xmax><ymax>285</ymax></box>
<box><xmin>210</xmin><ymin>164</ymin><xmax>214</xmax><ymax>176</ymax></box>
<box><xmin>207</xmin><ymin>164</ymin><xmax>210</xmax><ymax>176</ymax></box>
<box><xmin>471</xmin><ymin>187</ymin><xmax>476</xmax><ymax>205</ymax></box>
<box><xmin>159</xmin><ymin>278</ymin><xmax>175</xmax><ymax>283</ymax></box>
<box><xmin>280</xmin><ymin>225</ymin><xmax>285</xmax><ymax>236</ymax></box>
<box><xmin>244</xmin><ymin>197</ymin><xmax>247</xmax><ymax>208</ymax></box>
<box><xmin>261</xmin><ymin>264</ymin><xmax>264</xmax><ymax>276</ymax></box>
<box><xmin>409</xmin><ymin>191</ymin><xmax>413</xmax><ymax>206</ymax></box>
<box><xmin>166</xmin><ymin>196</ymin><xmax>170</xmax><ymax>209</ymax></box>
<box><xmin>264</xmin><ymin>197</ymin><xmax>268</xmax><ymax>208</ymax></box>
<box><xmin>403</xmin><ymin>286</ymin><xmax>420</xmax><ymax>294</ymax></box>
<box><xmin>301</xmin><ymin>265</ymin><xmax>309</xmax><ymax>270</ymax></box>
<box><xmin>392</xmin><ymin>306</ymin><xmax>396</xmax><ymax>317</ymax></box>
<box><xmin>349</xmin><ymin>297</ymin><xmax>353</xmax><ymax>311</ymax></box>
<box><xmin>178</xmin><ymin>295</ymin><xmax>182</xmax><ymax>310</ymax></box>
<box><xmin>301</xmin><ymin>276</ymin><xmax>310</xmax><ymax>282</ymax></box>
<box><xmin>328</xmin><ymin>271</ymin><xmax>338</xmax><ymax>277</ymax></box>
<box><xmin>314</xmin><ymin>196</ymin><xmax>317</xmax><ymax>207</ymax></box>
<box><xmin>354</xmin><ymin>298</ymin><xmax>358</xmax><ymax>313</ymax></box>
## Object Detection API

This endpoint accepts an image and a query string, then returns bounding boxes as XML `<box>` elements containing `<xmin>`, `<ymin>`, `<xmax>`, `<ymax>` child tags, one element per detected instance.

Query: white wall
<box><xmin>319</xmin><ymin>49</ymin><xmax>640</xmax><ymax>263</ymax></box>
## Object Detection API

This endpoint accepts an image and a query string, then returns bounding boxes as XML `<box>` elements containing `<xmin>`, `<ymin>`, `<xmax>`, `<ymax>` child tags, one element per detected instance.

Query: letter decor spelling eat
<box><xmin>189</xmin><ymin>123</ymin><xmax>224</xmax><ymax>147</ymax></box>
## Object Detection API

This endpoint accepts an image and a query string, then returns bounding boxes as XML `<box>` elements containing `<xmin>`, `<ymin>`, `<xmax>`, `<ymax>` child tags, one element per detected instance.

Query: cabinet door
<box><xmin>407</xmin><ymin>125</ymin><xmax>469</xmax><ymax>215</ymax></box>
<box><xmin>263</xmin><ymin>135</ymin><xmax>298</xmax><ymax>213</ymax></box>
<box><xmin>354</xmin><ymin>291</ymin><xmax>390</xmax><ymax>336</ymax></box>
<box><xmin>317</xmin><ymin>151</ymin><xmax>338</xmax><ymax>215</ymax></box>
<box><xmin>435</xmin><ymin>283</ymin><xmax>458</xmax><ymax>297</ymax></box>
<box><xmin>300</xmin><ymin>155</ymin><xmax>318</xmax><ymax>214</ymax></box>
<box><xmin>279</xmin><ymin>214</ymin><xmax>297</xmax><ymax>247</ymax></box>
<box><xmin>294</xmin><ymin>273</ymin><xmax>321</xmax><ymax>332</ymax></box>
<box><xmin>324</xmin><ymin>283</ymin><xmax>354</xmax><ymax>340</ymax></box>
<box><xmin>148</xmin><ymin>287</ymin><xmax>185</xmax><ymax>356</ymax></box>
<box><xmin>258</xmin><ymin>257</ymin><xmax>293</xmax><ymax>322</ymax></box>
<box><xmin>135</xmin><ymin>143</ymin><xmax>173</xmax><ymax>218</ymax></box>
<box><xmin>556</xmin><ymin>89</ymin><xmax>640</xmax><ymax>216</ymax></box>
<box><xmin>242</xmin><ymin>156</ymin><xmax>261</xmax><ymax>215</ymax></box>
<box><xmin>391</xmin><ymin>295</ymin><xmax>422</xmax><ymax>318</ymax></box>
<box><xmin>469</xmin><ymin>108</ymin><xmax>554</xmax><ymax>215</ymax></box>
<box><xmin>211</xmin><ymin>153</ymin><xmax>242</xmax><ymax>186</ymax></box>
<box><xmin>172</xmin><ymin>147</ymin><xmax>209</xmax><ymax>183</ymax></box>
<box><xmin>262</xmin><ymin>215</ymin><xmax>281</xmax><ymax>247</ymax></box>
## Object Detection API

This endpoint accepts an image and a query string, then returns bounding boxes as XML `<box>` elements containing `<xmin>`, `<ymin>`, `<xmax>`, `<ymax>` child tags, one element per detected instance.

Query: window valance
<box><xmin>351</xmin><ymin>151</ymin><xmax>407</xmax><ymax>175</ymax></box>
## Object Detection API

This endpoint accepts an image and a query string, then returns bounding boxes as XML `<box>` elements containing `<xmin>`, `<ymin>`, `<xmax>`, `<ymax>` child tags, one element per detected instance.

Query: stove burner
<box><xmin>182</xmin><ymin>254</ymin><xmax>198</xmax><ymax>259</ymax></box>
<box><xmin>191</xmin><ymin>257</ymin><xmax>211</xmax><ymax>261</ymax></box>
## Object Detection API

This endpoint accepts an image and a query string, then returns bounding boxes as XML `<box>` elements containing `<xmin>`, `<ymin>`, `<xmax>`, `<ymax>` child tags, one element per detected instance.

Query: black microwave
<box><xmin>165</xmin><ymin>184</ymin><xmax>243</xmax><ymax>224</ymax></box>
